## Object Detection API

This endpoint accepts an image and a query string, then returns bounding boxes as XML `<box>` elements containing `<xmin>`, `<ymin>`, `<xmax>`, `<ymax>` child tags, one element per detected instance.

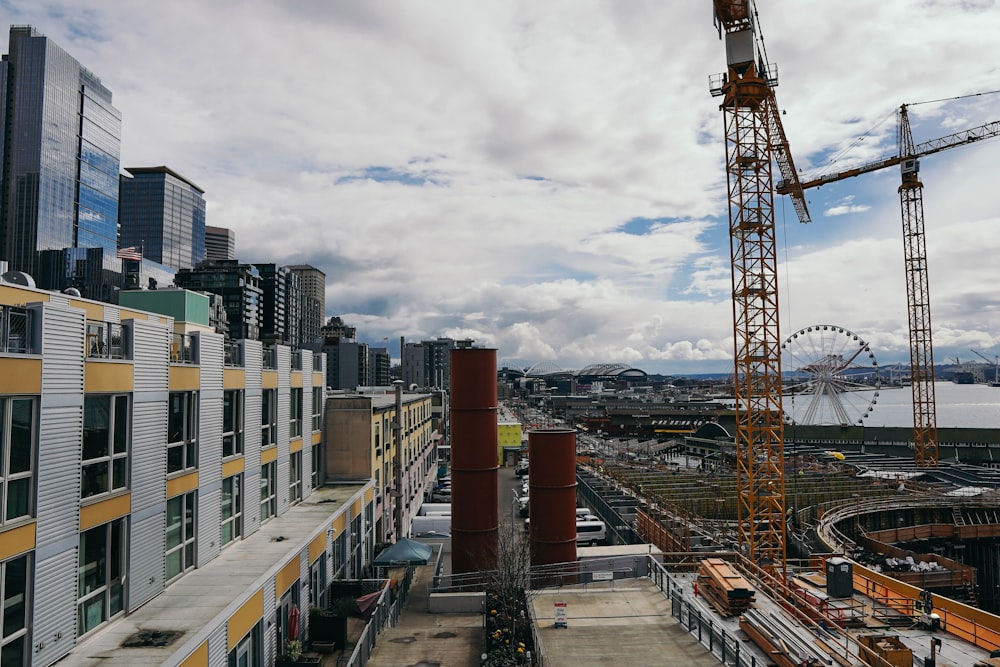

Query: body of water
<box><xmin>861</xmin><ymin>382</ymin><xmax>1000</xmax><ymax>429</ymax></box>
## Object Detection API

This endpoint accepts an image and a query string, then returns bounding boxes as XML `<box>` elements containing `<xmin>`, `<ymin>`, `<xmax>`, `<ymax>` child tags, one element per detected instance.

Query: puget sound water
<box><xmin>851</xmin><ymin>381</ymin><xmax>1000</xmax><ymax>429</ymax></box>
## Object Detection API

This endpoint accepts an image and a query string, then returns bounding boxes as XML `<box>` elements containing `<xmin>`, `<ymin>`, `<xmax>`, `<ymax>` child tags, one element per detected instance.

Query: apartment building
<box><xmin>324</xmin><ymin>389</ymin><xmax>438</xmax><ymax>545</ymax></box>
<box><xmin>0</xmin><ymin>281</ymin><xmax>378</xmax><ymax>666</ymax></box>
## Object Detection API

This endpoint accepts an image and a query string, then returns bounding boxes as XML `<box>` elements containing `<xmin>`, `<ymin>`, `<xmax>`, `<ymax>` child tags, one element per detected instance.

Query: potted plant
<box><xmin>308</xmin><ymin>598</ymin><xmax>353</xmax><ymax>651</ymax></box>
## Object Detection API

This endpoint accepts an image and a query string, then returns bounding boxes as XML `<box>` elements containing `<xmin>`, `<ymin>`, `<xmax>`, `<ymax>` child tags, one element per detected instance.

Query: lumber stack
<box><xmin>697</xmin><ymin>557</ymin><xmax>755</xmax><ymax>617</ymax></box>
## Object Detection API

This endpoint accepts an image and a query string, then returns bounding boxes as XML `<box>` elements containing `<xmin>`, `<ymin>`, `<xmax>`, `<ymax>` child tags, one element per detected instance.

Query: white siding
<box><xmin>207</xmin><ymin>624</ymin><xmax>227</xmax><ymax>666</ymax></box>
<box><xmin>132</xmin><ymin>401</ymin><xmax>167</xmax><ymax>512</ymax></box>
<box><xmin>40</xmin><ymin>303</ymin><xmax>84</xmax><ymax>395</ymax></box>
<box><xmin>197</xmin><ymin>488</ymin><xmax>222</xmax><ymax>567</ymax></box>
<box><xmin>263</xmin><ymin>580</ymin><xmax>277</xmax><ymax>666</ymax></box>
<box><xmin>276</xmin><ymin>459</ymin><xmax>290</xmax><ymax>516</ymax></box>
<box><xmin>35</xmin><ymin>404</ymin><xmax>82</xmax><ymax>547</ymax></box>
<box><xmin>32</xmin><ymin>549</ymin><xmax>78</xmax><ymax>666</ymax></box>
<box><xmin>131</xmin><ymin>319</ymin><xmax>170</xmax><ymax>393</ymax></box>
<box><xmin>129</xmin><ymin>510</ymin><xmax>165</xmax><ymax>610</ymax></box>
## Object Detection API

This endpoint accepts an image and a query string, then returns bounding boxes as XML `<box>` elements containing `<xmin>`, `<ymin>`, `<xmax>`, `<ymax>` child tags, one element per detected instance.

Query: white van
<box><xmin>418</xmin><ymin>503</ymin><xmax>451</xmax><ymax>516</ymax></box>
<box><xmin>412</xmin><ymin>515</ymin><xmax>451</xmax><ymax>535</ymax></box>
<box><xmin>576</xmin><ymin>520</ymin><xmax>606</xmax><ymax>546</ymax></box>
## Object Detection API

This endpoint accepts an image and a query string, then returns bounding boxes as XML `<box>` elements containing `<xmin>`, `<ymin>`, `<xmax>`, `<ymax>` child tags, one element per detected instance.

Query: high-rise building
<box><xmin>119</xmin><ymin>166</ymin><xmax>206</xmax><ymax>271</ymax></box>
<box><xmin>204</xmin><ymin>225</ymin><xmax>235</xmax><ymax>261</ymax></box>
<box><xmin>0</xmin><ymin>26</ymin><xmax>121</xmax><ymax>283</ymax></box>
<box><xmin>174</xmin><ymin>260</ymin><xmax>263</xmax><ymax>340</ymax></box>
<box><xmin>402</xmin><ymin>337</ymin><xmax>475</xmax><ymax>389</ymax></box>
<box><xmin>368</xmin><ymin>347</ymin><xmax>392</xmax><ymax>386</ymax></box>
<box><xmin>308</xmin><ymin>316</ymin><xmax>370</xmax><ymax>389</ymax></box>
<box><xmin>287</xmin><ymin>264</ymin><xmax>326</xmax><ymax>346</ymax></box>
<box><xmin>257</xmin><ymin>263</ymin><xmax>299</xmax><ymax>347</ymax></box>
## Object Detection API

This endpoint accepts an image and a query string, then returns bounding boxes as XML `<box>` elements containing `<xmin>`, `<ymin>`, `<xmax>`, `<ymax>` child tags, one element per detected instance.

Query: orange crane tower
<box><xmin>777</xmin><ymin>106</ymin><xmax>1000</xmax><ymax>467</ymax></box>
<box><xmin>709</xmin><ymin>0</ymin><xmax>809</xmax><ymax>575</ymax></box>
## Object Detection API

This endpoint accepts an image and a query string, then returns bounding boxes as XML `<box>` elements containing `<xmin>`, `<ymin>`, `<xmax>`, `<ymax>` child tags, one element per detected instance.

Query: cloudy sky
<box><xmin>7</xmin><ymin>0</ymin><xmax>1000</xmax><ymax>374</ymax></box>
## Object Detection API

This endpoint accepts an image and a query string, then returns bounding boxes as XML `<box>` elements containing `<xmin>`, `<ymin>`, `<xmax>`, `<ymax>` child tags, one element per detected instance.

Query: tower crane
<box><xmin>709</xmin><ymin>0</ymin><xmax>809</xmax><ymax>576</ymax></box>
<box><xmin>777</xmin><ymin>104</ymin><xmax>1000</xmax><ymax>467</ymax></box>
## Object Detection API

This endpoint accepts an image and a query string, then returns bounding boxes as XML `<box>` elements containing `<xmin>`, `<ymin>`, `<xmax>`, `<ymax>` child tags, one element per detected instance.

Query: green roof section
<box><xmin>119</xmin><ymin>288</ymin><xmax>210</xmax><ymax>326</ymax></box>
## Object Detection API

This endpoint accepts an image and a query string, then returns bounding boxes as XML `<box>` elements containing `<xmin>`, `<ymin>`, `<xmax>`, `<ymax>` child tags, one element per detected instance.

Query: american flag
<box><xmin>117</xmin><ymin>246</ymin><xmax>142</xmax><ymax>261</ymax></box>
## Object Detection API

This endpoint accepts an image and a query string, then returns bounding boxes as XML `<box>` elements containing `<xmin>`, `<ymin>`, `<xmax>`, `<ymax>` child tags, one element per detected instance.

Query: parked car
<box><xmin>430</xmin><ymin>488</ymin><xmax>452</xmax><ymax>502</ymax></box>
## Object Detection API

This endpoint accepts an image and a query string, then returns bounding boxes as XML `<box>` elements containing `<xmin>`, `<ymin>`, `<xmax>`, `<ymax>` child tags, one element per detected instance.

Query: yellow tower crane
<box><xmin>777</xmin><ymin>104</ymin><xmax>1000</xmax><ymax>467</ymax></box>
<box><xmin>709</xmin><ymin>0</ymin><xmax>809</xmax><ymax>576</ymax></box>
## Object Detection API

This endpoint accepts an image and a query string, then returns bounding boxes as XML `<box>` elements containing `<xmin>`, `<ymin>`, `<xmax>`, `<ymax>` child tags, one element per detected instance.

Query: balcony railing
<box><xmin>313</xmin><ymin>353</ymin><xmax>323</xmax><ymax>372</ymax></box>
<box><xmin>224</xmin><ymin>341</ymin><xmax>244</xmax><ymax>367</ymax></box>
<box><xmin>1</xmin><ymin>306</ymin><xmax>33</xmax><ymax>354</ymax></box>
<box><xmin>291</xmin><ymin>351</ymin><xmax>302</xmax><ymax>371</ymax></box>
<box><xmin>86</xmin><ymin>320</ymin><xmax>126</xmax><ymax>359</ymax></box>
<box><xmin>262</xmin><ymin>345</ymin><xmax>276</xmax><ymax>370</ymax></box>
<box><xmin>171</xmin><ymin>333</ymin><xmax>198</xmax><ymax>364</ymax></box>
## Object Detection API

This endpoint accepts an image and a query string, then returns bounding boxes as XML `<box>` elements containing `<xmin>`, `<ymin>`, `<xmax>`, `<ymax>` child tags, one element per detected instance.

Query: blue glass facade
<box><xmin>0</xmin><ymin>26</ymin><xmax>121</xmax><ymax>283</ymax></box>
<box><xmin>119</xmin><ymin>167</ymin><xmax>206</xmax><ymax>271</ymax></box>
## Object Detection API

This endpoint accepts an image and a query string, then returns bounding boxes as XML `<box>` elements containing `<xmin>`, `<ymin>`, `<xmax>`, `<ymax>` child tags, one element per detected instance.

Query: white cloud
<box><xmin>9</xmin><ymin>0</ymin><xmax>1000</xmax><ymax>373</ymax></box>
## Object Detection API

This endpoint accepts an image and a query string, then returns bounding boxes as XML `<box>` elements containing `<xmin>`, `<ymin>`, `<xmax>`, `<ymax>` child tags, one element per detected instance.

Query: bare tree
<box><xmin>482</xmin><ymin>516</ymin><xmax>535</xmax><ymax>665</ymax></box>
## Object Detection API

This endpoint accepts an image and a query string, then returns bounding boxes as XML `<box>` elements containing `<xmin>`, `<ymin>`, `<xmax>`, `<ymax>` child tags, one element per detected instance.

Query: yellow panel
<box><xmin>290</xmin><ymin>373</ymin><xmax>303</xmax><ymax>388</ymax></box>
<box><xmin>351</xmin><ymin>497</ymin><xmax>362</xmax><ymax>518</ymax></box>
<box><xmin>364</xmin><ymin>487</ymin><xmax>374</xmax><ymax>504</ymax></box>
<box><xmin>289</xmin><ymin>438</ymin><xmax>303</xmax><ymax>453</ymax></box>
<box><xmin>308</xmin><ymin>532</ymin><xmax>327</xmax><ymax>563</ymax></box>
<box><xmin>166</xmin><ymin>471</ymin><xmax>199</xmax><ymax>498</ymax></box>
<box><xmin>332</xmin><ymin>513</ymin><xmax>347</xmax><ymax>534</ymax></box>
<box><xmin>312</xmin><ymin>432</ymin><xmax>322</xmax><ymax>445</ymax></box>
<box><xmin>0</xmin><ymin>285</ymin><xmax>49</xmax><ymax>304</ymax></box>
<box><xmin>84</xmin><ymin>362</ymin><xmax>133</xmax><ymax>393</ymax></box>
<box><xmin>0</xmin><ymin>522</ymin><xmax>36</xmax><ymax>560</ymax></box>
<box><xmin>80</xmin><ymin>493</ymin><xmax>131</xmax><ymax>531</ymax></box>
<box><xmin>261</xmin><ymin>447</ymin><xmax>278</xmax><ymax>464</ymax></box>
<box><xmin>312</xmin><ymin>372</ymin><xmax>323</xmax><ymax>386</ymax></box>
<box><xmin>0</xmin><ymin>358</ymin><xmax>42</xmax><ymax>394</ymax></box>
<box><xmin>169</xmin><ymin>366</ymin><xmax>200</xmax><ymax>391</ymax></box>
<box><xmin>222</xmin><ymin>457</ymin><xmax>245</xmax><ymax>478</ymax></box>
<box><xmin>275</xmin><ymin>557</ymin><xmax>300</xmax><ymax>597</ymax></box>
<box><xmin>262</xmin><ymin>370</ymin><xmax>278</xmax><ymax>389</ymax></box>
<box><xmin>178</xmin><ymin>641</ymin><xmax>209</xmax><ymax>667</ymax></box>
<box><xmin>228</xmin><ymin>589</ymin><xmax>264</xmax><ymax>651</ymax></box>
<box><xmin>70</xmin><ymin>299</ymin><xmax>105</xmax><ymax>322</ymax></box>
<box><xmin>224</xmin><ymin>368</ymin><xmax>246</xmax><ymax>389</ymax></box>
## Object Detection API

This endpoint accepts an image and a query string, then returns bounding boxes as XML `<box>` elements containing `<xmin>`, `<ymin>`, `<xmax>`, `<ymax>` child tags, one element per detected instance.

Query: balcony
<box><xmin>262</xmin><ymin>345</ymin><xmax>276</xmax><ymax>370</ymax></box>
<box><xmin>86</xmin><ymin>320</ymin><xmax>126</xmax><ymax>359</ymax></box>
<box><xmin>171</xmin><ymin>333</ymin><xmax>198</xmax><ymax>364</ymax></box>
<box><xmin>1</xmin><ymin>306</ymin><xmax>33</xmax><ymax>354</ymax></box>
<box><xmin>224</xmin><ymin>341</ymin><xmax>244</xmax><ymax>367</ymax></box>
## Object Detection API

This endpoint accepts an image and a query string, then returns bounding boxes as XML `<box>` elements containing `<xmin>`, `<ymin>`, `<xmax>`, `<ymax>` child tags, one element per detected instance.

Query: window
<box><xmin>310</xmin><ymin>445</ymin><xmax>320</xmax><ymax>489</ymax></box>
<box><xmin>222</xmin><ymin>390</ymin><xmax>244</xmax><ymax>457</ymax></box>
<box><xmin>261</xmin><ymin>389</ymin><xmax>276</xmax><ymax>447</ymax></box>
<box><xmin>1</xmin><ymin>554</ymin><xmax>29</xmax><ymax>666</ymax></box>
<box><xmin>166</xmin><ymin>492</ymin><xmax>196</xmax><ymax>581</ymax></box>
<box><xmin>168</xmin><ymin>392</ymin><xmax>198</xmax><ymax>473</ymax></box>
<box><xmin>311</xmin><ymin>387</ymin><xmax>323</xmax><ymax>431</ymax></box>
<box><xmin>289</xmin><ymin>388</ymin><xmax>302</xmax><ymax>439</ymax></box>
<box><xmin>227</xmin><ymin>625</ymin><xmax>260</xmax><ymax>667</ymax></box>
<box><xmin>221</xmin><ymin>475</ymin><xmax>242</xmax><ymax>547</ymax></box>
<box><xmin>289</xmin><ymin>452</ymin><xmax>302</xmax><ymax>503</ymax></box>
<box><xmin>260</xmin><ymin>462</ymin><xmax>276</xmax><ymax>522</ymax></box>
<box><xmin>78</xmin><ymin>518</ymin><xmax>126</xmax><ymax>636</ymax></box>
<box><xmin>1</xmin><ymin>398</ymin><xmax>34</xmax><ymax>523</ymax></box>
<box><xmin>82</xmin><ymin>395</ymin><xmax>129</xmax><ymax>498</ymax></box>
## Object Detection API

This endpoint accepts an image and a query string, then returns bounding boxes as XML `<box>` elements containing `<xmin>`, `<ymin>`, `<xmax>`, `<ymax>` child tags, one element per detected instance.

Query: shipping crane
<box><xmin>777</xmin><ymin>103</ymin><xmax>1000</xmax><ymax>467</ymax></box>
<box><xmin>971</xmin><ymin>349</ymin><xmax>1000</xmax><ymax>386</ymax></box>
<box><xmin>709</xmin><ymin>0</ymin><xmax>809</xmax><ymax>576</ymax></box>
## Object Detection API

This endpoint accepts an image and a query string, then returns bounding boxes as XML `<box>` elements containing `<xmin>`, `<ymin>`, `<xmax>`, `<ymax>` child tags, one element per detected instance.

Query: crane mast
<box><xmin>710</xmin><ymin>0</ymin><xmax>788</xmax><ymax>575</ymax></box>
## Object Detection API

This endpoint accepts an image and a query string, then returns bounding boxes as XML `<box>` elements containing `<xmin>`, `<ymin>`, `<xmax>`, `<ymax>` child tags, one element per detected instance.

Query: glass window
<box><xmin>223</xmin><ymin>390</ymin><xmax>244</xmax><ymax>457</ymax></box>
<box><xmin>221</xmin><ymin>475</ymin><xmax>242</xmax><ymax>547</ymax></box>
<box><xmin>261</xmin><ymin>390</ymin><xmax>276</xmax><ymax>447</ymax></box>
<box><xmin>166</xmin><ymin>492</ymin><xmax>196</xmax><ymax>581</ymax></box>
<box><xmin>82</xmin><ymin>395</ymin><xmax>129</xmax><ymax>498</ymax></box>
<box><xmin>1</xmin><ymin>554</ymin><xmax>29</xmax><ymax>666</ymax></box>
<box><xmin>77</xmin><ymin>518</ymin><xmax>126</xmax><ymax>636</ymax></box>
<box><xmin>260</xmin><ymin>463</ymin><xmax>276</xmax><ymax>522</ymax></box>
<box><xmin>311</xmin><ymin>387</ymin><xmax>323</xmax><ymax>432</ymax></box>
<box><xmin>167</xmin><ymin>392</ymin><xmax>198</xmax><ymax>473</ymax></box>
<box><xmin>310</xmin><ymin>445</ymin><xmax>320</xmax><ymax>489</ymax></box>
<box><xmin>1</xmin><ymin>398</ymin><xmax>35</xmax><ymax>523</ymax></box>
<box><xmin>289</xmin><ymin>452</ymin><xmax>302</xmax><ymax>503</ymax></box>
<box><xmin>289</xmin><ymin>389</ymin><xmax>302</xmax><ymax>439</ymax></box>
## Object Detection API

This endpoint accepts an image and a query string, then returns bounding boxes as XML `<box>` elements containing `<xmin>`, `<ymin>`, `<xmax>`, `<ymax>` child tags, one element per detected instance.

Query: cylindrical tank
<box><xmin>528</xmin><ymin>429</ymin><xmax>578</xmax><ymax>571</ymax></box>
<box><xmin>449</xmin><ymin>347</ymin><xmax>498</xmax><ymax>574</ymax></box>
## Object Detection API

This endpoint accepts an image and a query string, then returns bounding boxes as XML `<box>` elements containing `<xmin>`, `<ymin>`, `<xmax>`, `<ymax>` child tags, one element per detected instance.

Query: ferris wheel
<box><xmin>780</xmin><ymin>324</ymin><xmax>880</xmax><ymax>426</ymax></box>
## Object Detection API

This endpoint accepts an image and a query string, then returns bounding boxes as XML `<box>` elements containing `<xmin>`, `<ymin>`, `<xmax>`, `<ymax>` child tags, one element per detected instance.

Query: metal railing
<box><xmin>171</xmin><ymin>332</ymin><xmax>197</xmax><ymax>364</ymax></box>
<box><xmin>341</xmin><ymin>567</ymin><xmax>416</xmax><ymax>667</ymax></box>
<box><xmin>86</xmin><ymin>320</ymin><xmax>125</xmax><ymax>359</ymax></box>
<box><xmin>313</xmin><ymin>353</ymin><xmax>324</xmax><ymax>372</ymax></box>
<box><xmin>1</xmin><ymin>306</ymin><xmax>33</xmax><ymax>354</ymax></box>
<box><xmin>224</xmin><ymin>341</ymin><xmax>243</xmax><ymax>367</ymax></box>
<box><xmin>262</xmin><ymin>345</ymin><xmax>277</xmax><ymax>370</ymax></box>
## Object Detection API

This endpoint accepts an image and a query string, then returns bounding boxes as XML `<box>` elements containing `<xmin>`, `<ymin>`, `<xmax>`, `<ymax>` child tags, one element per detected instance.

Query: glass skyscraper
<box><xmin>119</xmin><ymin>166</ymin><xmax>206</xmax><ymax>271</ymax></box>
<box><xmin>0</xmin><ymin>26</ymin><xmax>122</xmax><ymax>283</ymax></box>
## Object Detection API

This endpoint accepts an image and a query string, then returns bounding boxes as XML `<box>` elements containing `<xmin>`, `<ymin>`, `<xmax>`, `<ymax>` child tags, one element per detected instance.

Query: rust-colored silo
<box><xmin>528</xmin><ymin>428</ymin><xmax>578</xmax><ymax>570</ymax></box>
<box><xmin>449</xmin><ymin>347</ymin><xmax>498</xmax><ymax>574</ymax></box>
